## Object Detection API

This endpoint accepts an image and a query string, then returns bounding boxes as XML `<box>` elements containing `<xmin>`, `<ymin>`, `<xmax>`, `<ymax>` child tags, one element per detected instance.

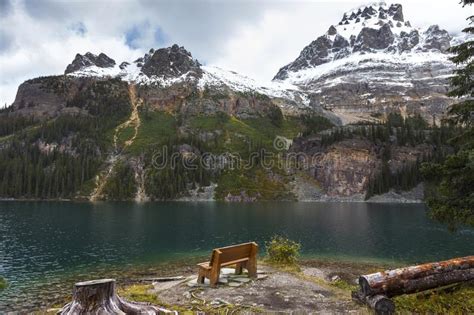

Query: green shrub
<box><xmin>265</xmin><ymin>235</ymin><xmax>301</xmax><ymax>265</ymax></box>
<box><xmin>0</xmin><ymin>276</ymin><xmax>7</xmax><ymax>290</ymax></box>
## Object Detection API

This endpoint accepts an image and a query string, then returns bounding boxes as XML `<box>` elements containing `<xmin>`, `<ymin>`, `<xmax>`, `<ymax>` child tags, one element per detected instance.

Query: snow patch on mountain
<box><xmin>67</xmin><ymin>65</ymin><xmax>121</xmax><ymax>78</ymax></box>
<box><xmin>282</xmin><ymin>50</ymin><xmax>453</xmax><ymax>86</ymax></box>
<box><xmin>198</xmin><ymin>66</ymin><xmax>310</xmax><ymax>106</ymax></box>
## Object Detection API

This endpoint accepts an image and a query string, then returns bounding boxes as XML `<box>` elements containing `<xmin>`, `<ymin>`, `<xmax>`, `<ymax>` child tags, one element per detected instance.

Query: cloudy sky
<box><xmin>0</xmin><ymin>0</ymin><xmax>470</xmax><ymax>106</ymax></box>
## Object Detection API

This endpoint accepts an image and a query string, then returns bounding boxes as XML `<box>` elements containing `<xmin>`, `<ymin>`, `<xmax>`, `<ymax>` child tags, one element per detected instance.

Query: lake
<box><xmin>1</xmin><ymin>201</ymin><xmax>473</xmax><ymax>311</ymax></box>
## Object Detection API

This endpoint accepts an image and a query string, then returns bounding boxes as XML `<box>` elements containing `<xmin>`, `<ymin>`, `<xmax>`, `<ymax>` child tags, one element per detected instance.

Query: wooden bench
<box><xmin>197</xmin><ymin>242</ymin><xmax>258</xmax><ymax>287</ymax></box>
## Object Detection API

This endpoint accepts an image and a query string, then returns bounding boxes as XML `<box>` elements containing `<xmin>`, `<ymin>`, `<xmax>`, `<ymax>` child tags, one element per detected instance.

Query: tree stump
<box><xmin>59</xmin><ymin>279</ymin><xmax>175</xmax><ymax>315</ymax></box>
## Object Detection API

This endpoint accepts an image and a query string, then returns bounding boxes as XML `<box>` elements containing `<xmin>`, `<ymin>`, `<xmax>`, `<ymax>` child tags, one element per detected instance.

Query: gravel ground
<box><xmin>153</xmin><ymin>263</ymin><xmax>371</xmax><ymax>313</ymax></box>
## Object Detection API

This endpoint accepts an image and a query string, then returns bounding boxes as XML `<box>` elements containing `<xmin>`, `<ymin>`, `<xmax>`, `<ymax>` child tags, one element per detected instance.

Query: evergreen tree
<box><xmin>422</xmin><ymin>1</ymin><xmax>474</xmax><ymax>229</ymax></box>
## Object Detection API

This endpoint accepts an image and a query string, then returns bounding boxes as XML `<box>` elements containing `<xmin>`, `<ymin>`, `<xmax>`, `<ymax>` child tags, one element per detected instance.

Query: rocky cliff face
<box><xmin>11</xmin><ymin>76</ymin><xmax>130</xmax><ymax>118</ymax></box>
<box><xmin>312</xmin><ymin>139</ymin><xmax>379</xmax><ymax>196</ymax></box>
<box><xmin>11</xmin><ymin>76</ymin><xmax>86</xmax><ymax>118</ymax></box>
<box><xmin>291</xmin><ymin>133</ymin><xmax>437</xmax><ymax>199</ymax></box>
<box><xmin>273</xmin><ymin>3</ymin><xmax>461</xmax><ymax>124</ymax></box>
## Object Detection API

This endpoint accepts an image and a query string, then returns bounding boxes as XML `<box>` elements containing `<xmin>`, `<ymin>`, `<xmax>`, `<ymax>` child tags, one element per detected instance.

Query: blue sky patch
<box><xmin>125</xmin><ymin>24</ymin><xmax>142</xmax><ymax>49</ymax></box>
<box><xmin>69</xmin><ymin>22</ymin><xmax>87</xmax><ymax>36</ymax></box>
<box><xmin>154</xmin><ymin>26</ymin><xmax>168</xmax><ymax>46</ymax></box>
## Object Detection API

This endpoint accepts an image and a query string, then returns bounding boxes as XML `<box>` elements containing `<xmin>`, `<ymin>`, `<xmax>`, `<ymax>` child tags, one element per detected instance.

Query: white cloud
<box><xmin>0</xmin><ymin>0</ymin><xmax>470</xmax><ymax>106</ymax></box>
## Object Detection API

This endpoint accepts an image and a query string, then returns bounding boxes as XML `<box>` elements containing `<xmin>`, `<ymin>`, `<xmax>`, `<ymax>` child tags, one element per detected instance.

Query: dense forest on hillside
<box><xmin>0</xmin><ymin>79</ymin><xmax>131</xmax><ymax>199</ymax></box>
<box><xmin>0</xmin><ymin>99</ymin><xmax>460</xmax><ymax>201</ymax></box>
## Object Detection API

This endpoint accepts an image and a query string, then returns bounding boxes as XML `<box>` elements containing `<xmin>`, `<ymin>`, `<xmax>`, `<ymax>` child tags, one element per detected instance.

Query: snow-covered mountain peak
<box><xmin>273</xmin><ymin>2</ymin><xmax>457</xmax><ymax>81</ymax></box>
<box><xmin>340</xmin><ymin>2</ymin><xmax>402</xmax><ymax>23</ymax></box>
<box><xmin>66</xmin><ymin>44</ymin><xmax>205</xmax><ymax>86</ymax></box>
<box><xmin>64</xmin><ymin>52</ymin><xmax>116</xmax><ymax>74</ymax></box>
<box><xmin>67</xmin><ymin>45</ymin><xmax>201</xmax><ymax>78</ymax></box>
<box><xmin>332</xmin><ymin>2</ymin><xmax>412</xmax><ymax>40</ymax></box>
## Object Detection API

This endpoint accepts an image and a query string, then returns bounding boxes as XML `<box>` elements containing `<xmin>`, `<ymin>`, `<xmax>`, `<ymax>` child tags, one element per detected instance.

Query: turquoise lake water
<box><xmin>0</xmin><ymin>201</ymin><xmax>473</xmax><ymax>311</ymax></box>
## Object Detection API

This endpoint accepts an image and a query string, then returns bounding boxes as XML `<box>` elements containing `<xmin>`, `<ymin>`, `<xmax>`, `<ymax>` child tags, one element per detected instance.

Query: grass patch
<box><xmin>127</xmin><ymin>111</ymin><xmax>177</xmax><ymax>154</ymax></box>
<box><xmin>243</xmin><ymin>116</ymin><xmax>302</xmax><ymax>141</ymax></box>
<box><xmin>394</xmin><ymin>283</ymin><xmax>474</xmax><ymax>313</ymax></box>
<box><xmin>224</xmin><ymin>116</ymin><xmax>301</xmax><ymax>150</ymax></box>
<box><xmin>189</xmin><ymin>114</ymin><xmax>228</xmax><ymax>131</ymax></box>
<box><xmin>188</xmin><ymin>115</ymin><xmax>302</xmax><ymax>153</ymax></box>
<box><xmin>330</xmin><ymin>279</ymin><xmax>358</xmax><ymax>292</ymax></box>
<box><xmin>116</xmin><ymin>125</ymin><xmax>135</xmax><ymax>147</ymax></box>
<box><xmin>118</xmin><ymin>284</ymin><xmax>192</xmax><ymax>313</ymax></box>
<box><xmin>118</xmin><ymin>284</ymin><xmax>164</xmax><ymax>305</ymax></box>
<box><xmin>122</xmin><ymin>113</ymin><xmax>304</xmax><ymax>156</ymax></box>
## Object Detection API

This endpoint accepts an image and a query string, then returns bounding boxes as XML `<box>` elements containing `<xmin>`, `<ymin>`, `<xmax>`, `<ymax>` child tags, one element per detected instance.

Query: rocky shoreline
<box><xmin>6</xmin><ymin>255</ymin><xmax>472</xmax><ymax>313</ymax></box>
<box><xmin>38</xmin><ymin>258</ymin><xmax>396</xmax><ymax>314</ymax></box>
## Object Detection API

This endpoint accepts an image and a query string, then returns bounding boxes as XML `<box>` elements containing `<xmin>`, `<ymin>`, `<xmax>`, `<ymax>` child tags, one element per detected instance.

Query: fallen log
<box><xmin>366</xmin><ymin>295</ymin><xmax>395</xmax><ymax>314</ymax></box>
<box><xmin>59</xmin><ymin>279</ymin><xmax>176</xmax><ymax>315</ymax></box>
<box><xmin>352</xmin><ymin>290</ymin><xmax>395</xmax><ymax>314</ymax></box>
<box><xmin>359</xmin><ymin>255</ymin><xmax>474</xmax><ymax>297</ymax></box>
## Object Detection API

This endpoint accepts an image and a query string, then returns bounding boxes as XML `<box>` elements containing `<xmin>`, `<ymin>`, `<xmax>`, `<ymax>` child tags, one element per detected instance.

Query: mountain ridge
<box><xmin>50</xmin><ymin>2</ymin><xmax>467</xmax><ymax>125</ymax></box>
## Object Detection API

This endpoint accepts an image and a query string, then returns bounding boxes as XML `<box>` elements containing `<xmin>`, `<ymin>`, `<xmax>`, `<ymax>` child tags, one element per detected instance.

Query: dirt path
<box><xmin>90</xmin><ymin>84</ymin><xmax>142</xmax><ymax>201</ymax></box>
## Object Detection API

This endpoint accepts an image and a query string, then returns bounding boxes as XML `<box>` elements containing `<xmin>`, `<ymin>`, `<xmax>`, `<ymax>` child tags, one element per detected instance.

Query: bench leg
<box><xmin>210</xmin><ymin>267</ymin><xmax>220</xmax><ymax>287</ymax></box>
<box><xmin>247</xmin><ymin>257</ymin><xmax>257</xmax><ymax>278</ymax></box>
<box><xmin>197</xmin><ymin>267</ymin><xmax>208</xmax><ymax>284</ymax></box>
<box><xmin>197</xmin><ymin>273</ymin><xmax>205</xmax><ymax>284</ymax></box>
<box><xmin>235</xmin><ymin>262</ymin><xmax>244</xmax><ymax>275</ymax></box>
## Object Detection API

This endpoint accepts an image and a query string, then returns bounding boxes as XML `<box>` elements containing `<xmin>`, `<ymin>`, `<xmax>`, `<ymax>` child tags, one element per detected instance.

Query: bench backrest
<box><xmin>210</xmin><ymin>242</ymin><xmax>257</xmax><ymax>266</ymax></box>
